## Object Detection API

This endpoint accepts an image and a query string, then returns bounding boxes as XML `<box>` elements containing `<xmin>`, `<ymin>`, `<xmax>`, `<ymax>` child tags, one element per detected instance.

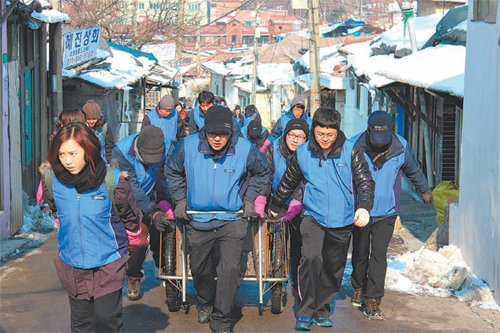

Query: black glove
<box><xmin>174</xmin><ymin>199</ymin><xmax>190</xmax><ymax>221</ymax></box>
<box><xmin>153</xmin><ymin>212</ymin><xmax>174</xmax><ymax>232</ymax></box>
<box><xmin>266</xmin><ymin>198</ymin><xmax>286</xmax><ymax>220</ymax></box>
<box><xmin>242</xmin><ymin>198</ymin><xmax>257</xmax><ymax>219</ymax></box>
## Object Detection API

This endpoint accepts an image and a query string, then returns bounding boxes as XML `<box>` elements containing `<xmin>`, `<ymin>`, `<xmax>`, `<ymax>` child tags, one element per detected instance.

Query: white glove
<box><xmin>354</xmin><ymin>208</ymin><xmax>370</xmax><ymax>227</ymax></box>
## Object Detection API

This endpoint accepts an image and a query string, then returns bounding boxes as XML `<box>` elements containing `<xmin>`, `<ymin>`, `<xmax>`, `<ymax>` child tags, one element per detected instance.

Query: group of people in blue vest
<box><xmin>43</xmin><ymin>89</ymin><xmax>432</xmax><ymax>333</ymax></box>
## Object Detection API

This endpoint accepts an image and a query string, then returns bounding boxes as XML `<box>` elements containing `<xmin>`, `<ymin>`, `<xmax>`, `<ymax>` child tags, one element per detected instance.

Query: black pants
<box><xmin>187</xmin><ymin>220</ymin><xmax>248</xmax><ymax>331</ymax></box>
<box><xmin>351</xmin><ymin>215</ymin><xmax>396</xmax><ymax>302</ymax></box>
<box><xmin>297</xmin><ymin>216</ymin><xmax>352</xmax><ymax>318</ymax></box>
<box><xmin>289</xmin><ymin>214</ymin><xmax>303</xmax><ymax>284</ymax></box>
<box><xmin>69</xmin><ymin>289</ymin><xmax>123</xmax><ymax>332</ymax></box>
<box><xmin>127</xmin><ymin>215</ymin><xmax>163</xmax><ymax>278</ymax></box>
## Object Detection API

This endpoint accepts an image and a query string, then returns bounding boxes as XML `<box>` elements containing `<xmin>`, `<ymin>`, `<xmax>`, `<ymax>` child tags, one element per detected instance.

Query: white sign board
<box><xmin>292</xmin><ymin>0</ymin><xmax>307</xmax><ymax>10</ymax></box>
<box><xmin>63</xmin><ymin>26</ymin><xmax>101</xmax><ymax>69</ymax></box>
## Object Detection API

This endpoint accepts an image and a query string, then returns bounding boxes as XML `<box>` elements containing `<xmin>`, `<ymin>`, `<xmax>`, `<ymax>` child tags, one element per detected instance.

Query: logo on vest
<box><xmin>225</xmin><ymin>169</ymin><xmax>235</xmax><ymax>173</ymax></box>
<box><xmin>93</xmin><ymin>196</ymin><xmax>106</xmax><ymax>200</ymax></box>
<box><xmin>337</xmin><ymin>163</ymin><xmax>345</xmax><ymax>167</ymax></box>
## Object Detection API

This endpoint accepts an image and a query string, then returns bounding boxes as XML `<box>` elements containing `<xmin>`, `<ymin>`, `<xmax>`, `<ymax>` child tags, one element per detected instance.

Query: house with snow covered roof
<box><xmin>62</xmin><ymin>41</ymin><xmax>161</xmax><ymax>139</ymax></box>
<box><xmin>342</xmin><ymin>7</ymin><xmax>467</xmax><ymax>190</ymax></box>
<box><xmin>1</xmin><ymin>2</ymin><xmax>69</xmax><ymax>238</ymax></box>
<box><xmin>449</xmin><ymin>0</ymin><xmax>500</xmax><ymax>305</ymax></box>
<box><xmin>202</xmin><ymin>54</ymin><xmax>296</xmax><ymax>128</ymax></box>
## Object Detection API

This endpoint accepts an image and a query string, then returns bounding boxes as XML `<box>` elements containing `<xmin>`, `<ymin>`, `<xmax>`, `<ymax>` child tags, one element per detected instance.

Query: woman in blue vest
<box><xmin>166</xmin><ymin>106</ymin><xmax>270</xmax><ymax>333</ymax></box>
<box><xmin>112</xmin><ymin>125</ymin><xmax>174</xmax><ymax>301</ymax></box>
<box><xmin>268</xmin><ymin>107</ymin><xmax>374</xmax><ymax>331</ymax></box>
<box><xmin>269</xmin><ymin>96</ymin><xmax>312</xmax><ymax>139</ymax></box>
<box><xmin>142</xmin><ymin>94</ymin><xmax>182</xmax><ymax>144</ymax></box>
<box><xmin>82</xmin><ymin>100</ymin><xmax>114</xmax><ymax>164</ymax></box>
<box><xmin>350</xmin><ymin>111</ymin><xmax>432</xmax><ymax>320</ymax></box>
<box><xmin>256</xmin><ymin>118</ymin><xmax>309</xmax><ymax>289</ymax></box>
<box><xmin>41</xmin><ymin>122</ymin><xmax>141</xmax><ymax>332</ymax></box>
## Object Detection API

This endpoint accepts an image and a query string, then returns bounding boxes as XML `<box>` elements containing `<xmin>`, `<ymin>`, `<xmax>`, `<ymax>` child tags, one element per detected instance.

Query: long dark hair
<box><xmin>47</xmin><ymin>123</ymin><xmax>102</xmax><ymax>179</ymax></box>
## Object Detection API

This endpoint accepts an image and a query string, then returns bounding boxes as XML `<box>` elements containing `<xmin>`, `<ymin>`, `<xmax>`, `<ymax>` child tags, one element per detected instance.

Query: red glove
<box><xmin>126</xmin><ymin>224</ymin><xmax>142</xmax><ymax>246</ymax></box>
<box><xmin>158</xmin><ymin>200</ymin><xmax>175</xmax><ymax>219</ymax></box>
<box><xmin>282</xmin><ymin>200</ymin><xmax>302</xmax><ymax>221</ymax></box>
<box><xmin>254</xmin><ymin>195</ymin><xmax>267</xmax><ymax>218</ymax></box>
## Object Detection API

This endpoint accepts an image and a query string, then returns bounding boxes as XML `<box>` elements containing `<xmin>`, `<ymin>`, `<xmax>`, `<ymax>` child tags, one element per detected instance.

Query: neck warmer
<box><xmin>55</xmin><ymin>158</ymin><xmax>107</xmax><ymax>193</ymax></box>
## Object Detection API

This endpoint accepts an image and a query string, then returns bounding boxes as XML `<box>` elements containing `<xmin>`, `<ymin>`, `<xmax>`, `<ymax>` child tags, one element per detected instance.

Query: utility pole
<box><xmin>173</xmin><ymin>0</ymin><xmax>185</xmax><ymax>101</ymax></box>
<box><xmin>308</xmin><ymin>0</ymin><xmax>321</xmax><ymax>115</ymax></box>
<box><xmin>251</xmin><ymin>3</ymin><xmax>260</xmax><ymax>106</ymax></box>
<box><xmin>196</xmin><ymin>28</ymin><xmax>201</xmax><ymax>78</ymax></box>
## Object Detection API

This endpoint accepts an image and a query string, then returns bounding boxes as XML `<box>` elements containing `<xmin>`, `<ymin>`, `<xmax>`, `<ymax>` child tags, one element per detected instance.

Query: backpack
<box><xmin>44</xmin><ymin>167</ymin><xmax>118</xmax><ymax>213</ymax></box>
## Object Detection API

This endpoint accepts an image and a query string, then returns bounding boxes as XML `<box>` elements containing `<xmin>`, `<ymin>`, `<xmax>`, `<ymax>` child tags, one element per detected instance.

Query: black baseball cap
<box><xmin>368</xmin><ymin>111</ymin><xmax>393</xmax><ymax>145</ymax></box>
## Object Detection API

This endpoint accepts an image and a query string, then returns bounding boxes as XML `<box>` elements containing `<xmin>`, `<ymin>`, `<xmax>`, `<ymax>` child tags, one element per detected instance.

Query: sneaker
<box><xmin>126</xmin><ymin>277</ymin><xmax>141</xmax><ymax>300</ymax></box>
<box><xmin>363</xmin><ymin>298</ymin><xmax>385</xmax><ymax>320</ymax></box>
<box><xmin>211</xmin><ymin>328</ymin><xmax>232</xmax><ymax>333</ymax></box>
<box><xmin>351</xmin><ymin>287</ymin><xmax>363</xmax><ymax>307</ymax></box>
<box><xmin>295</xmin><ymin>317</ymin><xmax>312</xmax><ymax>331</ymax></box>
<box><xmin>197</xmin><ymin>304</ymin><xmax>213</xmax><ymax>324</ymax></box>
<box><xmin>313</xmin><ymin>317</ymin><xmax>332</xmax><ymax>327</ymax></box>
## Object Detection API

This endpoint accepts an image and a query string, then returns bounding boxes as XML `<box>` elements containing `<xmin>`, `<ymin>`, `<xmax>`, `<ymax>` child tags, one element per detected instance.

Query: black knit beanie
<box><xmin>284</xmin><ymin>118</ymin><xmax>309</xmax><ymax>140</ymax></box>
<box><xmin>136</xmin><ymin>125</ymin><xmax>165</xmax><ymax>164</ymax></box>
<box><xmin>205</xmin><ymin>105</ymin><xmax>233</xmax><ymax>133</ymax></box>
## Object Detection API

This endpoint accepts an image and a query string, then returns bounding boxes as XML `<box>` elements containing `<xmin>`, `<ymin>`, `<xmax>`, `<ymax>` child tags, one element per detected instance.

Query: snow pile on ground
<box><xmin>386</xmin><ymin>245</ymin><xmax>500</xmax><ymax>311</ymax></box>
<box><xmin>20</xmin><ymin>192</ymin><xmax>56</xmax><ymax>234</ymax></box>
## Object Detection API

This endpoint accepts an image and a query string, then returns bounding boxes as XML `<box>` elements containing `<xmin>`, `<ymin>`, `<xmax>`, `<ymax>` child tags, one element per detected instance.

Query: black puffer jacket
<box><xmin>269</xmin><ymin>130</ymin><xmax>374</xmax><ymax>213</ymax></box>
<box><xmin>261</xmin><ymin>136</ymin><xmax>304</xmax><ymax>202</ymax></box>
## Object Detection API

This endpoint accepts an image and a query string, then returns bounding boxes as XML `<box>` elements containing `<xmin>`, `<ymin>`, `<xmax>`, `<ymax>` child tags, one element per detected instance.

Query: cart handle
<box><xmin>186</xmin><ymin>210</ymin><xmax>244</xmax><ymax>215</ymax></box>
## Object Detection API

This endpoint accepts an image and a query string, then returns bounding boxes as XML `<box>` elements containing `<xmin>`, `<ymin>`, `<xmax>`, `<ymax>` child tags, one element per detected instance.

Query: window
<box><xmin>138</xmin><ymin>2</ymin><xmax>145</xmax><ymax>9</ymax></box>
<box><xmin>189</xmin><ymin>3</ymin><xmax>199</xmax><ymax>11</ymax></box>
<box><xmin>474</xmin><ymin>0</ymin><xmax>498</xmax><ymax>23</ymax></box>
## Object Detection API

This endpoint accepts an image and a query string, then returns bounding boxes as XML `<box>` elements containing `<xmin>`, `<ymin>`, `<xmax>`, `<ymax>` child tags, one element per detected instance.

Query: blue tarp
<box><xmin>106</xmin><ymin>41</ymin><xmax>158</xmax><ymax>63</ymax></box>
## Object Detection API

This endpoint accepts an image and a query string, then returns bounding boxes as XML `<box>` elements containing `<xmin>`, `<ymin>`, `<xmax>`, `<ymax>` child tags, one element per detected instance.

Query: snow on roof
<box><xmin>376</xmin><ymin>44</ymin><xmax>465</xmax><ymax>97</ymax></box>
<box><xmin>258</xmin><ymin>63</ymin><xmax>295</xmax><ymax>86</ymax></box>
<box><xmin>295</xmin><ymin>72</ymin><xmax>346</xmax><ymax>90</ymax></box>
<box><xmin>296</xmin><ymin>45</ymin><xmax>346</xmax><ymax>74</ymax></box>
<box><xmin>62</xmin><ymin>49</ymin><xmax>110</xmax><ymax>79</ymax></box>
<box><xmin>202</xmin><ymin>56</ymin><xmax>253</xmax><ymax>77</ymax></box>
<box><xmin>348</xmin><ymin>49</ymin><xmax>396</xmax><ymax>88</ymax></box>
<box><xmin>141</xmin><ymin>43</ymin><xmax>176</xmax><ymax>62</ymax></box>
<box><xmin>233</xmin><ymin>80</ymin><xmax>267</xmax><ymax>93</ymax></box>
<box><xmin>31</xmin><ymin>9</ymin><xmax>69</xmax><ymax>23</ymax></box>
<box><xmin>371</xmin><ymin>13</ymin><xmax>444</xmax><ymax>51</ymax></box>
<box><xmin>77</xmin><ymin>48</ymin><xmax>156</xmax><ymax>89</ymax></box>
<box><xmin>340</xmin><ymin>40</ymin><xmax>372</xmax><ymax>56</ymax></box>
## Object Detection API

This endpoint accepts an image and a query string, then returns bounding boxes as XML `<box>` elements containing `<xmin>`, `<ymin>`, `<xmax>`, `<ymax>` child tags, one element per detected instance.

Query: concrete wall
<box><xmin>449</xmin><ymin>10</ymin><xmax>500</xmax><ymax>304</ymax></box>
<box><xmin>0</xmin><ymin>9</ymin><xmax>10</xmax><ymax>239</ymax></box>
<box><xmin>343</xmin><ymin>72</ymin><xmax>370</xmax><ymax>138</ymax></box>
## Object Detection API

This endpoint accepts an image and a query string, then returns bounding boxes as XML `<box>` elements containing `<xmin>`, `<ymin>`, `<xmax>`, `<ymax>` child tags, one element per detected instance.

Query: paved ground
<box><xmin>1</xmin><ymin>191</ymin><xmax>499</xmax><ymax>332</ymax></box>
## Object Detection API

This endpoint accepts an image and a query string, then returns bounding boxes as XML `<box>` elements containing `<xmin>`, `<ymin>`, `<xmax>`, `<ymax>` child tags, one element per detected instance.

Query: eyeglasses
<box><xmin>207</xmin><ymin>132</ymin><xmax>229</xmax><ymax>140</ymax></box>
<box><xmin>287</xmin><ymin>133</ymin><xmax>307</xmax><ymax>141</ymax></box>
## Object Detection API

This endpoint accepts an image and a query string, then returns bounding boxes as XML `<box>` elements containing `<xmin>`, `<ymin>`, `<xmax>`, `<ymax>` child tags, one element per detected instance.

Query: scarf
<box><xmin>365</xmin><ymin>134</ymin><xmax>392</xmax><ymax>169</ymax></box>
<box><xmin>55</xmin><ymin>158</ymin><xmax>107</xmax><ymax>193</ymax></box>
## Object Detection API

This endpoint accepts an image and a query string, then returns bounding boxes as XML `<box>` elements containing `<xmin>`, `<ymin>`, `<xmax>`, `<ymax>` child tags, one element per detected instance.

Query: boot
<box><xmin>197</xmin><ymin>304</ymin><xmax>213</xmax><ymax>324</ymax></box>
<box><xmin>351</xmin><ymin>287</ymin><xmax>363</xmax><ymax>307</ymax></box>
<box><xmin>363</xmin><ymin>298</ymin><xmax>385</xmax><ymax>320</ymax></box>
<box><xmin>127</xmin><ymin>277</ymin><xmax>141</xmax><ymax>300</ymax></box>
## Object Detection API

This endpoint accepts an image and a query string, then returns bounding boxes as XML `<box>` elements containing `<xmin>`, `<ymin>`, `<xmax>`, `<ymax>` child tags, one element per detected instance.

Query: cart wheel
<box><xmin>271</xmin><ymin>283</ymin><xmax>284</xmax><ymax>314</ymax></box>
<box><xmin>271</xmin><ymin>229</ymin><xmax>285</xmax><ymax>314</ymax></box>
<box><xmin>163</xmin><ymin>230</ymin><xmax>181</xmax><ymax>312</ymax></box>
